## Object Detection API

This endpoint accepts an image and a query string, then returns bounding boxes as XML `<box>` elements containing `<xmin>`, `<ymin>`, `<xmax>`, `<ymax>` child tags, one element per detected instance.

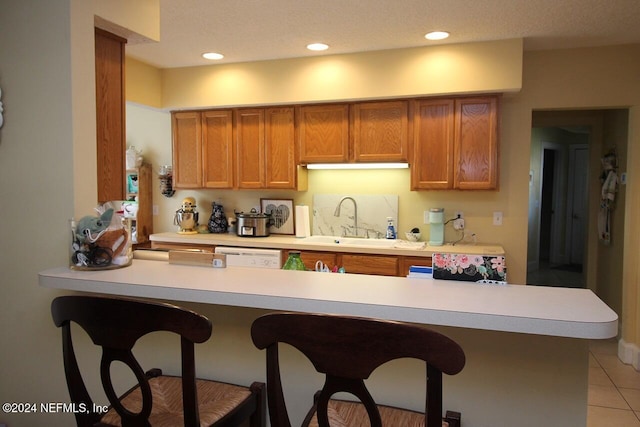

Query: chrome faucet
<box><xmin>334</xmin><ymin>196</ymin><xmax>358</xmax><ymax>237</ymax></box>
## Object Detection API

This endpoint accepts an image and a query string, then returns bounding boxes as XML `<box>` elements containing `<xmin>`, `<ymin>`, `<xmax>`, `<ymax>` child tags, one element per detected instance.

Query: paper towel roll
<box><xmin>295</xmin><ymin>205</ymin><xmax>311</xmax><ymax>238</ymax></box>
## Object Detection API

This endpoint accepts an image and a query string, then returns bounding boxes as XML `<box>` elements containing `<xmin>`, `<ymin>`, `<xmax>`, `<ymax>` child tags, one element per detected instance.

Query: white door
<box><xmin>566</xmin><ymin>144</ymin><xmax>589</xmax><ymax>265</ymax></box>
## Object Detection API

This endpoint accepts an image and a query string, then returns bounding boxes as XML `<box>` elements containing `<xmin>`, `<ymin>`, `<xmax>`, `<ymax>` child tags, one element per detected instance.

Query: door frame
<box><xmin>565</xmin><ymin>143</ymin><xmax>589</xmax><ymax>266</ymax></box>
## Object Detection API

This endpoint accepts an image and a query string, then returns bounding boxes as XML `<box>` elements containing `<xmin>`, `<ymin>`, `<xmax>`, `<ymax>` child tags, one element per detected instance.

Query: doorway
<box><xmin>527</xmin><ymin>109</ymin><xmax>627</xmax><ymax>315</ymax></box>
<box><xmin>528</xmin><ymin>132</ymin><xmax>588</xmax><ymax>288</ymax></box>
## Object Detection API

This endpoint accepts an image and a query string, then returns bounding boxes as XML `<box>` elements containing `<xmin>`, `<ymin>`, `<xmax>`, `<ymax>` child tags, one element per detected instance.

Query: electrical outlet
<box><xmin>424</xmin><ymin>210</ymin><xmax>429</xmax><ymax>224</ymax></box>
<box><xmin>493</xmin><ymin>211</ymin><xmax>503</xmax><ymax>226</ymax></box>
<box><xmin>453</xmin><ymin>218</ymin><xmax>465</xmax><ymax>230</ymax></box>
<box><xmin>153</xmin><ymin>205</ymin><xmax>159</xmax><ymax>216</ymax></box>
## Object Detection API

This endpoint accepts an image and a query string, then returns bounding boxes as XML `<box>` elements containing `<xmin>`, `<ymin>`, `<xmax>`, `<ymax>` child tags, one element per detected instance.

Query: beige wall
<box><xmin>0</xmin><ymin>1</ymin><xmax>161</xmax><ymax>425</ymax></box>
<box><xmin>127</xmin><ymin>58</ymin><xmax>163</xmax><ymax>108</ymax></box>
<box><xmin>513</xmin><ymin>47</ymin><xmax>640</xmax><ymax>355</ymax></box>
<box><xmin>160</xmin><ymin>39</ymin><xmax>523</xmax><ymax>109</ymax></box>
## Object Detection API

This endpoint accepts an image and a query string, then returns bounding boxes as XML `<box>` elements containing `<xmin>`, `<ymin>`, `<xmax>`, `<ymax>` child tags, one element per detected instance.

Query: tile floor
<box><xmin>589</xmin><ymin>339</ymin><xmax>640</xmax><ymax>426</ymax></box>
<box><xmin>527</xmin><ymin>261</ymin><xmax>584</xmax><ymax>288</ymax></box>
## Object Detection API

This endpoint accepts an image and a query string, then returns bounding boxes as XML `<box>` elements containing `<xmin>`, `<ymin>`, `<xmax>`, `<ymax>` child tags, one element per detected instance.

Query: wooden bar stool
<box><xmin>251</xmin><ymin>312</ymin><xmax>465</xmax><ymax>427</ymax></box>
<box><xmin>51</xmin><ymin>295</ymin><xmax>265</xmax><ymax>427</ymax></box>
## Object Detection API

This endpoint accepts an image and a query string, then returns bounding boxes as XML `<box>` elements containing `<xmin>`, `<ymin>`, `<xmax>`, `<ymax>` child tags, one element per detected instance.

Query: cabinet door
<box><xmin>202</xmin><ymin>110</ymin><xmax>234</xmax><ymax>188</ymax></box>
<box><xmin>352</xmin><ymin>101</ymin><xmax>409</xmax><ymax>162</ymax></box>
<box><xmin>95</xmin><ymin>29</ymin><xmax>126</xmax><ymax>202</ymax></box>
<box><xmin>298</xmin><ymin>104</ymin><xmax>350</xmax><ymax>163</ymax></box>
<box><xmin>172</xmin><ymin>111</ymin><xmax>203</xmax><ymax>188</ymax></box>
<box><xmin>265</xmin><ymin>107</ymin><xmax>296</xmax><ymax>189</ymax></box>
<box><xmin>236</xmin><ymin>109</ymin><xmax>265</xmax><ymax>189</ymax></box>
<box><xmin>411</xmin><ymin>99</ymin><xmax>455</xmax><ymax>189</ymax></box>
<box><xmin>341</xmin><ymin>254</ymin><xmax>399</xmax><ymax>276</ymax></box>
<box><xmin>454</xmin><ymin>97</ymin><xmax>499</xmax><ymax>190</ymax></box>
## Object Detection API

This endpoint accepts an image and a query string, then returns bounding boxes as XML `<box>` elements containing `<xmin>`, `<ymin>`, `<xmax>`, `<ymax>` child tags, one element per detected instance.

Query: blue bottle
<box><xmin>385</xmin><ymin>217</ymin><xmax>396</xmax><ymax>239</ymax></box>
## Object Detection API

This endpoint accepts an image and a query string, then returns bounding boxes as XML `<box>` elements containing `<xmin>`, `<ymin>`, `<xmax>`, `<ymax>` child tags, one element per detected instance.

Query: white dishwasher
<box><xmin>214</xmin><ymin>247</ymin><xmax>282</xmax><ymax>269</ymax></box>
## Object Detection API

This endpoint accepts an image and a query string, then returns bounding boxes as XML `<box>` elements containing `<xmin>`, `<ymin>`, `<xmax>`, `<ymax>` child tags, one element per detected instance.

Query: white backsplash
<box><xmin>312</xmin><ymin>194</ymin><xmax>398</xmax><ymax>238</ymax></box>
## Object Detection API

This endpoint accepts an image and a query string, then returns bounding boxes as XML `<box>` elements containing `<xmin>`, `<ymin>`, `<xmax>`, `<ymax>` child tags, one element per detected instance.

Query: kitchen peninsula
<box><xmin>40</xmin><ymin>258</ymin><xmax>617</xmax><ymax>426</ymax></box>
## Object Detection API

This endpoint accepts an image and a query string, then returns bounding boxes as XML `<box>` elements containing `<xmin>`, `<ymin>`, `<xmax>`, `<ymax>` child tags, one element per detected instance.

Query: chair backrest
<box><xmin>251</xmin><ymin>312</ymin><xmax>465</xmax><ymax>427</ymax></box>
<box><xmin>51</xmin><ymin>295</ymin><xmax>212</xmax><ymax>427</ymax></box>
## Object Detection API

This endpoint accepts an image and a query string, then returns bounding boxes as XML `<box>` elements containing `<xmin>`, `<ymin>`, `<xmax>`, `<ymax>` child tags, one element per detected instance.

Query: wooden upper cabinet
<box><xmin>453</xmin><ymin>97</ymin><xmax>499</xmax><ymax>190</ymax></box>
<box><xmin>95</xmin><ymin>28</ymin><xmax>126</xmax><ymax>203</ymax></box>
<box><xmin>265</xmin><ymin>107</ymin><xmax>297</xmax><ymax>189</ymax></box>
<box><xmin>352</xmin><ymin>101</ymin><xmax>409</xmax><ymax>162</ymax></box>
<box><xmin>235</xmin><ymin>109</ymin><xmax>266</xmax><ymax>189</ymax></box>
<box><xmin>411</xmin><ymin>96</ymin><xmax>499</xmax><ymax>190</ymax></box>
<box><xmin>298</xmin><ymin>104</ymin><xmax>350</xmax><ymax>163</ymax></box>
<box><xmin>202</xmin><ymin>110</ymin><xmax>234</xmax><ymax>188</ymax></box>
<box><xmin>172</xmin><ymin>107</ymin><xmax>301</xmax><ymax>190</ymax></box>
<box><xmin>172</xmin><ymin>111</ymin><xmax>203</xmax><ymax>188</ymax></box>
<box><xmin>411</xmin><ymin>99</ymin><xmax>455</xmax><ymax>190</ymax></box>
<box><xmin>171</xmin><ymin>95</ymin><xmax>498</xmax><ymax>191</ymax></box>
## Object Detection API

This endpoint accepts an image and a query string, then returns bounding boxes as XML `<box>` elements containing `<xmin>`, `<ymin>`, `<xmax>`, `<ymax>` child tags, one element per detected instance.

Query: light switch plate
<box><xmin>493</xmin><ymin>211</ymin><xmax>503</xmax><ymax>226</ymax></box>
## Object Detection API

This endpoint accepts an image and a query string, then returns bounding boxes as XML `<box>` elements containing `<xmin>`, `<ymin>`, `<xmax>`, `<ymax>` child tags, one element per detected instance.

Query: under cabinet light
<box><xmin>306</xmin><ymin>163</ymin><xmax>409</xmax><ymax>170</ymax></box>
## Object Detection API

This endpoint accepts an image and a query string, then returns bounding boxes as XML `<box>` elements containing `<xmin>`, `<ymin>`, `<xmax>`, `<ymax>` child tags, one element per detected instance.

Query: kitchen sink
<box><xmin>300</xmin><ymin>235</ymin><xmax>397</xmax><ymax>248</ymax></box>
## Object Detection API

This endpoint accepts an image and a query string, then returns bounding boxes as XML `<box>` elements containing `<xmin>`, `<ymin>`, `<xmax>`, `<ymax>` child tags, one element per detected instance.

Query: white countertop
<box><xmin>39</xmin><ymin>259</ymin><xmax>617</xmax><ymax>339</ymax></box>
<box><xmin>150</xmin><ymin>232</ymin><xmax>505</xmax><ymax>257</ymax></box>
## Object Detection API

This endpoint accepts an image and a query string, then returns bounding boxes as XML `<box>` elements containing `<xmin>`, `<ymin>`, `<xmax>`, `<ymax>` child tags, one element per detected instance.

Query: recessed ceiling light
<box><xmin>202</xmin><ymin>52</ymin><xmax>224</xmax><ymax>60</ymax></box>
<box><xmin>424</xmin><ymin>31</ymin><xmax>450</xmax><ymax>41</ymax></box>
<box><xmin>306</xmin><ymin>43</ymin><xmax>329</xmax><ymax>51</ymax></box>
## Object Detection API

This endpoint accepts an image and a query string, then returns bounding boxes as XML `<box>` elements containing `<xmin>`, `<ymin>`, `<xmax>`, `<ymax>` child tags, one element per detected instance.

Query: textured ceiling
<box><xmin>125</xmin><ymin>0</ymin><xmax>640</xmax><ymax>69</ymax></box>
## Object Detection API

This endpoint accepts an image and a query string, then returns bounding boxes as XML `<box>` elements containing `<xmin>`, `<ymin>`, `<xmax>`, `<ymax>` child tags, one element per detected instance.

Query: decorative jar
<box><xmin>69</xmin><ymin>208</ymin><xmax>132</xmax><ymax>270</ymax></box>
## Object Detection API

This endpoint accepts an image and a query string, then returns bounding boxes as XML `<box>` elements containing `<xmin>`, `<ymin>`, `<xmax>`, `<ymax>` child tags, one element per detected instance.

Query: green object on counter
<box><xmin>282</xmin><ymin>251</ymin><xmax>306</xmax><ymax>271</ymax></box>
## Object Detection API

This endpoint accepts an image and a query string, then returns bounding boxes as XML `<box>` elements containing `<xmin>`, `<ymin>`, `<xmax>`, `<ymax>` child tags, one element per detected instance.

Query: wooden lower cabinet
<box><xmin>288</xmin><ymin>250</ymin><xmax>397</xmax><ymax>276</ymax></box>
<box><xmin>341</xmin><ymin>254</ymin><xmax>399</xmax><ymax>276</ymax></box>
<box><xmin>151</xmin><ymin>245</ymin><xmax>432</xmax><ymax>277</ymax></box>
<box><xmin>287</xmin><ymin>250</ymin><xmax>431</xmax><ymax>277</ymax></box>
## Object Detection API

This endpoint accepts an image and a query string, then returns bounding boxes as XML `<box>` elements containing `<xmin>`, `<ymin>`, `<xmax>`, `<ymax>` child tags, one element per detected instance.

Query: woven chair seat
<box><xmin>307</xmin><ymin>399</ymin><xmax>449</xmax><ymax>427</ymax></box>
<box><xmin>100</xmin><ymin>376</ymin><xmax>252</xmax><ymax>427</ymax></box>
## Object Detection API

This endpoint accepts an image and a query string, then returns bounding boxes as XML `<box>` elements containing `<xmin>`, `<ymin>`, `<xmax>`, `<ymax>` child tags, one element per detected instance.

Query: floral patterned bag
<box><xmin>432</xmin><ymin>253</ymin><xmax>506</xmax><ymax>283</ymax></box>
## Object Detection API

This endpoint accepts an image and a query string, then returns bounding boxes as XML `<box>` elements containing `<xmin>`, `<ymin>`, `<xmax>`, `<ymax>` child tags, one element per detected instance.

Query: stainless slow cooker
<box><xmin>234</xmin><ymin>210</ymin><xmax>272</xmax><ymax>237</ymax></box>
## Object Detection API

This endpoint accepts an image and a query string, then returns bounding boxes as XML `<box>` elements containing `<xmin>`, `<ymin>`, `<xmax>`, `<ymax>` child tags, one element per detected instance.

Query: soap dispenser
<box><xmin>385</xmin><ymin>217</ymin><xmax>396</xmax><ymax>239</ymax></box>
